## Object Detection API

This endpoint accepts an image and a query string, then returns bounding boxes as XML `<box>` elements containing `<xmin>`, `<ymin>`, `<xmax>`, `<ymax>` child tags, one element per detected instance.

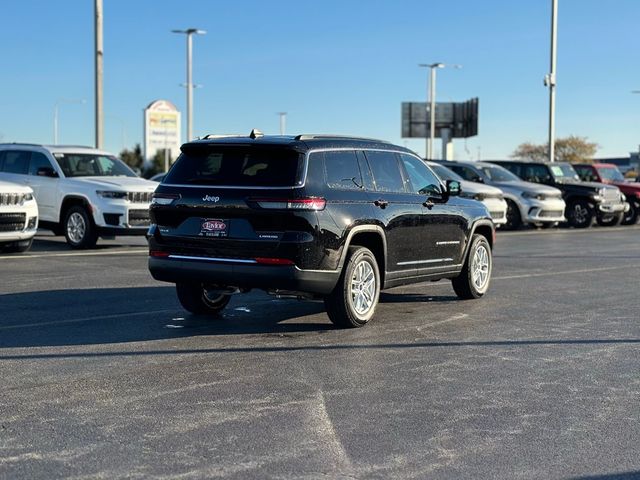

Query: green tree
<box><xmin>119</xmin><ymin>144</ymin><xmax>144</xmax><ymax>173</ymax></box>
<box><xmin>143</xmin><ymin>149</ymin><xmax>173</xmax><ymax>178</ymax></box>
<box><xmin>511</xmin><ymin>136</ymin><xmax>599</xmax><ymax>163</ymax></box>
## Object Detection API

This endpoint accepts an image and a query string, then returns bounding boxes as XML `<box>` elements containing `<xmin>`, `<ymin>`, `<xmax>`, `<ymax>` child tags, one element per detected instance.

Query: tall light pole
<box><xmin>54</xmin><ymin>98</ymin><xmax>86</xmax><ymax>144</ymax></box>
<box><xmin>277</xmin><ymin>112</ymin><xmax>287</xmax><ymax>135</ymax></box>
<box><xmin>172</xmin><ymin>28</ymin><xmax>206</xmax><ymax>141</ymax></box>
<box><xmin>545</xmin><ymin>0</ymin><xmax>558</xmax><ymax>162</ymax></box>
<box><xmin>418</xmin><ymin>63</ymin><xmax>461</xmax><ymax>160</ymax></box>
<box><xmin>94</xmin><ymin>0</ymin><xmax>103</xmax><ymax>149</ymax></box>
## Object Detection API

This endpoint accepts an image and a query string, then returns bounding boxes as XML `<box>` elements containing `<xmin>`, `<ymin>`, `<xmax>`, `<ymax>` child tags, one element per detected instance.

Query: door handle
<box><xmin>374</xmin><ymin>199</ymin><xmax>388</xmax><ymax>209</ymax></box>
<box><xmin>423</xmin><ymin>200</ymin><xmax>434</xmax><ymax>209</ymax></box>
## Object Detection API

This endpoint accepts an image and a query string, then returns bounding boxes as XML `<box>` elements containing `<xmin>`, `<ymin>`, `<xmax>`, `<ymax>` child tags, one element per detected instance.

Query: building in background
<box><xmin>143</xmin><ymin>100</ymin><xmax>181</xmax><ymax>163</ymax></box>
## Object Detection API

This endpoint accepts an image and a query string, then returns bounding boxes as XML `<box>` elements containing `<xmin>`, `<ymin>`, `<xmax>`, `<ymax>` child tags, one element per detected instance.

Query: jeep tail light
<box><xmin>149</xmin><ymin>250</ymin><xmax>170</xmax><ymax>257</ymax></box>
<box><xmin>152</xmin><ymin>193</ymin><xmax>180</xmax><ymax>206</ymax></box>
<box><xmin>253</xmin><ymin>198</ymin><xmax>326</xmax><ymax>211</ymax></box>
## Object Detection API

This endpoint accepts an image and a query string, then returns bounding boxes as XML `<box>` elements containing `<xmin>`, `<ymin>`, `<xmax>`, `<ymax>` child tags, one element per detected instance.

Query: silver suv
<box><xmin>441</xmin><ymin>161</ymin><xmax>566</xmax><ymax>229</ymax></box>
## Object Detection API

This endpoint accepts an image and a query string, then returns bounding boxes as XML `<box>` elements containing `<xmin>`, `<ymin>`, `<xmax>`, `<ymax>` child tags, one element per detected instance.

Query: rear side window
<box><xmin>165</xmin><ymin>146</ymin><xmax>303</xmax><ymax>187</ymax></box>
<box><xmin>523</xmin><ymin>164</ymin><xmax>552</xmax><ymax>183</ymax></box>
<box><xmin>450</xmin><ymin>165</ymin><xmax>481</xmax><ymax>182</ymax></box>
<box><xmin>575</xmin><ymin>165</ymin><xmax>598</xmax><ymax>182</ymax></box>
<box><xmin>2</xmin><ymin>151</ymin><xmax>29</xmax><ymax>174</ymax></box>
<box><xmin>324</xmin><ymin>150</ymin><xmax>362</xmax><ymax>190</ymax></box>
<box><xmin>364</xmin><ymin>151</ymin><xmax>406</xmax><ymax>193</ymax></box>
<box><xmin>29</xmin><ymin>152</ymin><xmax>53</xmax><ymax>176</ymax></box>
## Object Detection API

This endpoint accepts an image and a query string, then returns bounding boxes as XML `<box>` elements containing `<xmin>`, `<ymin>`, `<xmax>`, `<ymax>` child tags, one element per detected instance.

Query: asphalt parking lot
<box><xmin>1</xmin><ymin>227</ymin><xmax>639</xmax><ymax>479</ymax></box>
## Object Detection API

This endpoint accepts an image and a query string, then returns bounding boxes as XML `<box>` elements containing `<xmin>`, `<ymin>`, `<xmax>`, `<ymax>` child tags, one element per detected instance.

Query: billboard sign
<box><xmin>401</xmin><ymin>97</ymin><xmax>478</xmax><ymax>139</ymax></box>
<box><xmin>144</xmin><ymin>100</ymin><xmax>181</xmax><ymax>162</ymax></box>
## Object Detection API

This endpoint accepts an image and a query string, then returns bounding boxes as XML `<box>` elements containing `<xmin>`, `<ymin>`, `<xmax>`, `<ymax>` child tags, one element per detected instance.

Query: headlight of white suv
<box><xmin>23</xmin><ymin>193</ymin><xmax>34</xmax><ymax>202</ymax></box>
<box><xmin>522</xmin><ymin>191</ymin><xmax>544</xmax><ymax>200</ymax></box>
<box><xmin>97</xmin><ymin>190</ymin><xmax>127</xmax><ymax>199</ymax></box>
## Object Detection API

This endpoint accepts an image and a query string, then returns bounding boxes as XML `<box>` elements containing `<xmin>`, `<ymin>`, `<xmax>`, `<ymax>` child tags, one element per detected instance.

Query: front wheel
<box><xmin>452</xmin><ymin>234</ymin><xmax>492</xmax><ymax>300</ymax></box>
<box><xmin>324</xmin><ymin>246</ymin><xmax>380</xmax><ymax>328</ymax></box>
<box><xmin>176</xmin><ymin>282</ymin><xmax>231</xmax><ymax>315</ymax></box>
<box><xmin>504</xmin><ymin>199</ymin><xmax>522</xmax><ymax>230</ymax></box>
<box><xmin>621</xmin><ymin>201</ymin><xmax>639</xmax><ymax>225</ymax></box>
<box><xmin>566</xmin><ymin>200</ymin><xmax>593</xmax><ymax>228</ymax></box>
<box><xmin>64</xmin><ymin>206</ymin><xmax>98</xmax><ymax>249</ymax></box>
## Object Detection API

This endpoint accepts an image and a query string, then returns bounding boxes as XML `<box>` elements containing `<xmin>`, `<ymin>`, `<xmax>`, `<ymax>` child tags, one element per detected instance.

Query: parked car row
<box><xmin>432</xmin><ymin>159</ymin><xmax>636</xmax><ymax>229</ymax></box>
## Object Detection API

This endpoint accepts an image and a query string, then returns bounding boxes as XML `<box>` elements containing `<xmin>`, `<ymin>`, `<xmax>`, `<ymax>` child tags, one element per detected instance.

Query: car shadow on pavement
<box><xmin>30</xmin><ymin>237</ymin><xmax>146</xmax><ymax>252</ymax></box>
<box><xmin>0</xmin><ymin>286</ymin><xmax>464</xmax><ymax>349</ymax></box>
<box><xmin>571</xmin><ymin>472</ymin><xmax>640</xmax><ymax>480</ymax></box>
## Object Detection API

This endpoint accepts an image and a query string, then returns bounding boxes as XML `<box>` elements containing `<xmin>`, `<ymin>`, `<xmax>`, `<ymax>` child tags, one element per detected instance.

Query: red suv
<box><xmin>574</xmin><ymin>163</ymin><xmax>640</xmax><ymax>225</ymax></box>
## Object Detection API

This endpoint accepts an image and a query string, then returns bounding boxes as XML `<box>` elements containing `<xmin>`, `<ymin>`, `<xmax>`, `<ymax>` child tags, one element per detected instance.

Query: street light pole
<box><xmin>547</xmin><ymin>0</ymin><xmax>558</xmax><ymax>162</ymax></box>
<box><xmin>54</xmin><ymin>99</ymin><xmax>86</xmax><ymax>144</ymax></box>
<box><xmin>172</xmin><ymin>28</ymin><xmax>206</xmax><ymax>141</ymax></box>
<box><xmin>94</xmin><ymin>0</ymin><xmax>103</xmax><ymax>149</ymax></box>
<box><xmin>277</xmin><ymin>112</ymin><xmax>287</xmax><ymax>135</ymax></box>
<box><xmin>418</xmin><ymin>63</ymin><xmax>461</xmax><ymax>160</ymax></box>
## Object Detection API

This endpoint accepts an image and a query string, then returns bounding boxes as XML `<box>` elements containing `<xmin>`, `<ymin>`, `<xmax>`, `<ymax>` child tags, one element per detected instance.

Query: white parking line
<box><xmin>493</xmin><ymin>264</ymin><xmax>640</xmax><ymax>281</ymax></box>
<box><xmin>498</xmin><ymin>225</ymin><xmax>640</xmax><ymax>237</ymax></box>
<box><xmin>0</xmin><ymin>249</ymin><xmax>148</xmax><ymax>260</ymax></box>
<box><xmin>0</xmin><ymin>309</ymin><xmax>176</xmax><ymax>331</ymax></box>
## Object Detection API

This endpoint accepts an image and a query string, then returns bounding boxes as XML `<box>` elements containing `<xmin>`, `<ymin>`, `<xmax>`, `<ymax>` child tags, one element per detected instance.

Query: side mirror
<box><xmin>474</xmin><ymin>176</ymin><xmax>485</xmax><ymax>183</ymax></box>
<box><xmin>37</xmin><ymin>167</ymin><xmax>58</xmax><ymax>178</ymax></box>
<box><xmin>446</xmin><ymin>180</ymin><xmax>461</xmax><ymax>197</ymax></box>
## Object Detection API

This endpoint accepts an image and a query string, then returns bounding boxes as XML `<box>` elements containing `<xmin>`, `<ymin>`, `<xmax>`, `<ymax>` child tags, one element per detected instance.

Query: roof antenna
<box><xmin>249</xmin><ymin>128</ymin><xmax>263</xmax><ymax>139</ymax></box>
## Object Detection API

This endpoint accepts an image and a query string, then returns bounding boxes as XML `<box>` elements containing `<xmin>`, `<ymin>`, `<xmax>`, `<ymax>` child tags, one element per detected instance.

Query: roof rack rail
<box><xmin>0</xmin><ymin>142</ymin><xmax>45</xmax><ymax>147</ymax></box>
<box><xmin>201</xmin><ymin>134</ymin><xmax>244</xmax><ymax>140</ymax></box>
<box><xmin>294</xmin><ymin>134</ymin><xmax>387</xmax><ymax>143</ymax></box>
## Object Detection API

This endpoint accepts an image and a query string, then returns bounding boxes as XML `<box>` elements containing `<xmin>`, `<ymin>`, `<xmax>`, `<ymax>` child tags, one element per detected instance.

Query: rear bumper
<box><xmin>148</xmin><ymin>256</ymin><xmax>339</xmax><ymax>295</ymax></box>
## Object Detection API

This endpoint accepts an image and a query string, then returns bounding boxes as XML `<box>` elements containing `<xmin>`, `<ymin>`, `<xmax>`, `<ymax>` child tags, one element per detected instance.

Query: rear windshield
<box><xmin>164</xmin><ymin>146</ymin><xmax>303</xmax><ymax>187</ymax></box>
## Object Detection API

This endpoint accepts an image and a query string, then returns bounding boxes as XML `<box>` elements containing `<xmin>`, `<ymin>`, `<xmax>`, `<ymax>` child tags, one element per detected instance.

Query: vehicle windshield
<box><xmin>481</xmin><ymin>164</ymin><xmax>521</xmax><ymax>182</ymax></box>
<box><xmin>53</xmin><ymin>153</ymin><xmax>137</xmax><ymax>178</ymax></box>
<box><xmin>549</xmin><ymin>163</ymin><xmax>580</xmax><ymax>182</ymax></box>
<box><xmin>429</xmin><ymin>163</ymin><xmax>465</xmax><ymax>182</ymax></box>
<box><xmin>597</xmin><ymin>166</ymin><xmax>625</xmax><ymax>182</ymax></box>
<box><xmin>164</xmin><ymin>146</ymin><xmax>303</xmax><ymax>187</ymax></box>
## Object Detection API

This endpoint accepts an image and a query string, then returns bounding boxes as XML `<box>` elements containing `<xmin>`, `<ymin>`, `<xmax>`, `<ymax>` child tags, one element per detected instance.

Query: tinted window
<box><xmin>2</xmin><ymin>151</ymin><xmax>29</xmax><ymax>174</ymax></box>
<box><xmin>574</xmin><ymin>165</ymin><xmax>598</xmax><ymax>182</ymax></box>
<box><xmin>480</xmin><ymin>165</ymin><xmax>521</xmax><ymax>182</ymax></box>
<box><xmin>365</xmin><ymin>151</ymin><xmax>406</xmax><ymax>193</ymax></box>
<box><xmin>429</xmin><ymin>163</ymin><xmax>465</xmax><ymax>182</ymax></box>
<box><xmin>29</xmin><ymin>152</ymin><xmax>53</xmax><ymax>176</ymax></box>
<box><xmin>324</xmin><ymin>150</ymin><xmax>362</xmax><ymax>190</ymax></box>
<box><xmin>165</xmin><ymin>146</ymin><xmax>302</xmax><ymax>187</ymax></box>
<box><xmin>523</xmin><ymin>164</ymin><xmax>552</xmax><ymax>183</ymax></box>
<box><xmin>450</xmin><ymin>165</ymin><xmax>481</xmax><ymax>182</ymax></box>
<box><xmin>0</xmin><ymin>151</ymin><xmax>4</xmax><ymax>171</ymax></box>
<box><xmin>400</xmin><ymin>154</ymin><xmax>442</xmax><ymax>196</ymax></box>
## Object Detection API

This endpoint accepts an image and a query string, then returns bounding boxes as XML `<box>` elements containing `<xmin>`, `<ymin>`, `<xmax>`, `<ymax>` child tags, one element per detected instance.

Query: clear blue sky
<box><xmin>1</xmin><ymin>0</ymin><xmax>638</xmax><ymax>160</ymax></box>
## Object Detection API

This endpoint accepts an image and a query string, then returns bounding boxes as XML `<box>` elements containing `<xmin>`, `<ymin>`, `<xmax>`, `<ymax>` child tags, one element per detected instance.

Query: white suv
<box><xmin>0</xmin><ymin>180</ymin><xmax>38</xmax><ymax>252</ymax></box>
<box><xmin>0</xmin><ymin>144</ymin><xmax>158</xmax><ymax>249</ymax></box>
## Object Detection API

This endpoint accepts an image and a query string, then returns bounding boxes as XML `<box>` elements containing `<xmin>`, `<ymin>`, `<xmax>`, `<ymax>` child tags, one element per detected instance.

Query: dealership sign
<box><xmin>144</xmin><ymin>99</ymin><xmax>182</xmax><ymax>163</ymax></box>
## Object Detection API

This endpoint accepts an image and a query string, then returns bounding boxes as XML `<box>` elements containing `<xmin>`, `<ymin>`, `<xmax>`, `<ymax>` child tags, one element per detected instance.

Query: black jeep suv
<box><xmin>490</xmin><ymin>160</ymin><xmax>628</xmax><ymax>228</ymax></box>
<box><xmin>148</xmin><ymin>132</ymin><xmax>495</xmax><ymax>327</ymax></box>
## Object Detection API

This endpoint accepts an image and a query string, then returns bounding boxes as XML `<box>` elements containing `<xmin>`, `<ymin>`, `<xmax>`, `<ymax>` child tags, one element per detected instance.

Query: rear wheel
<box><xmin>566</xmin><ymin>199</ymin><xmax>593</xmax><ymax>228</ymax></box>
<box><xmin>64</xmin><ymin>206</ymin><xmax>98</xmax><ymax>249</ymax></box>
<box><xmin>504</xmin><ymin>199</ymin><xmax>522</xmax><ymax>230</ymax></box>
<box><xmin>452</xmin><ymin>234</ymin><xmax>492</xmax><ymax>300</ymax></box>
<box><xmin>324</xmin><ymin>246</ymin><xmax>380</xmax><ymax>328</ymax></box>
<box><xmin>176</xmin><ymin>282</ymin><xmax>231</xmax><ymax>315</ymax></box>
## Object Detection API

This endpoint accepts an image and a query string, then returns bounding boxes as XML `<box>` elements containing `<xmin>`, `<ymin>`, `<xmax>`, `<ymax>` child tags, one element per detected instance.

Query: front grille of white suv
<box><xmin>0</xmin><ymin>193</ymin><xmax>26</xmax><ymax>206</ymax></box>
<box><xmin>0</xmin><ymin>212</ymin><xmax>26</xmax><ymax>232</ymax></box>
<box><xmin>127</xmin><ymin>192</ymin><xmax>153</xmax><ymax>203</ymax></box>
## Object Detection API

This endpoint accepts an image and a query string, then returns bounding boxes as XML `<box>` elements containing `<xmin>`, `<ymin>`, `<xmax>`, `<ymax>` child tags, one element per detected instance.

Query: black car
<box><xmin>490</xmin><ymin>160</ymin><xmax>627</xmax><ymax>228</ymax></box>
<box><xmin>147</xmin><ymin>131</ymin><xmax>495</xmax><ymax>327</ymax></box>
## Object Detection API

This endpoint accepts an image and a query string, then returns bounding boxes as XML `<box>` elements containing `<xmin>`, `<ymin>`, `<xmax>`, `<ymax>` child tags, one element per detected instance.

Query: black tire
<box><xmin>63</xmin><ymin>206</ymin><xmax>98</xmax><ymax>249</ymax></box>
<box><xmin>621</xmin><ymin>201</ymin><xmax>639</xmax><ymax>226</ymax></box>
<box><xmin>1</xmin><ymin>238</ymin><xmax>33</xmax><ymax>253</ymax></box>
<box><xmin>566</xmin><ymin>199</ymin><xmax>593</xmax><ymax>228</ymax></box>
<box><xmin>324</xmin><ymin>246</ymin><xmax>380</xmax><ymax>328</ymax></box>
<box><xmin>452</xmin><ymin>234</ymin><xmax>492</xmax><ymax>300</ymax></box>
<box><xmin>176</xmin><ymin>282</ymin><xmax>231</xmax><ymax>315</ymax></box>
<box><xmin>596</xmin><ymin>212</ymin><xmax>623</xmax><ymax>227</ymax></box>
<box><xmin>504</xmin><ymin>199</ymin><xmax>523</xmax><ymax>230</ymax></box>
